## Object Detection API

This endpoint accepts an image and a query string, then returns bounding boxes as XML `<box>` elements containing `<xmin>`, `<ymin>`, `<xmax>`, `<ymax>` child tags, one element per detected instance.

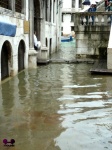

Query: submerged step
<box><xmin>49</xmin><ymin>59</ymin><xmax>95</xmax><ymax>64</ymax></box>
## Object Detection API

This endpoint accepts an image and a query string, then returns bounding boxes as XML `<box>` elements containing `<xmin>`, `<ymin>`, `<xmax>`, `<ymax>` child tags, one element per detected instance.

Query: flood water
<box><xmin>0</xmin><ymin>40</ymin><xmax>112</xmax><ymax>150</ymax></box>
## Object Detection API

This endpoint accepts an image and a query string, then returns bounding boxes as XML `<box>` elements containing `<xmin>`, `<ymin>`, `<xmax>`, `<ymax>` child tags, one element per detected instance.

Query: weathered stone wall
<box><xmin>75</xmin><ymin>25</ymin><xmax>110</xmax><ymax>58</ymax></box>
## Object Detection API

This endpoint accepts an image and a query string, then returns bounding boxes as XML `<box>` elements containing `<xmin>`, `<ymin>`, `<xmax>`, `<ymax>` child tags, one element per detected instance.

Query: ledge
<box><xmin>28</xmin><ymin>49</ymin><xmax>38</xmax><ymax>56</ymax></box>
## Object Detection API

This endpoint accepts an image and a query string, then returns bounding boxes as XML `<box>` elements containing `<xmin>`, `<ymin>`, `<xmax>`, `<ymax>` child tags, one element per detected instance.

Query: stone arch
<box><xmin>34</xmin><ymin>0</ymin><xmax>41</xmax><ymax>40</ymax></box>
<box><xmin>18</xmin><ymin>40</ymin><xmax>25</xmax><ymax>72</ymax></box>
<box><xmin>1</xmin><ymin>41</ymin><xmax>12</xmax><ymax>80</ymax></box>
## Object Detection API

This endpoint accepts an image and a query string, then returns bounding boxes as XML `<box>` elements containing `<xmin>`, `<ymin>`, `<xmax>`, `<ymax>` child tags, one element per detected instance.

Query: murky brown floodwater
<box><xmin>0</xmin><ymin>40</ymin><xmax>112</xmax><ymax>150</ymax></box>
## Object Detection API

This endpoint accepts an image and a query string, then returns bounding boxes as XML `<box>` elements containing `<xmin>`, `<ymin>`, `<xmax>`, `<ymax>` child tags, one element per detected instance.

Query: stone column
<box><xmin>48</xmin><ymin>0</ymin><xmax>50</xmax><ymax>22</ymax></box>
<box><xmin>29</xmin><ymin>0</ymin><xmax>34</xmax><ymax>49</ymax></box>
<box><xmin>9</xmin><ymin>0</ymin><xmax>14</xmax><ymax>11</ymax></box>
<box><xmin>37</xmin><ymin>0</ymin><xmax>49</xmax><ymax>64</ymax></box>
<box><xmin>51</xmin><ymin>0</ymin><xmax>53</xmax><ymax>23</ymax></box>
<box><xmin>28</xmin><ymin>0</ymin><xmax>37</xmax><ymax>68</ymax></box>
<box><xmin>40</xmin><ymin>1</ymin><xmax>45</xmax><ymax>46</ymax></box>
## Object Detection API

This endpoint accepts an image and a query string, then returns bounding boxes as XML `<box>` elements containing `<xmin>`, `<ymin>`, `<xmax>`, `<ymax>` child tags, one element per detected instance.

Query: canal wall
<box><xmin>75</xmin><ymin>25</ymin><xmax>110</xmax><ymax>58</ymax></box>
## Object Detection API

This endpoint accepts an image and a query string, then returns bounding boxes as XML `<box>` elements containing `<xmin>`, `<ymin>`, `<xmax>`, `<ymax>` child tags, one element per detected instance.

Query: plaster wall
<box><xmin>63</xmin><ymin>0</ymin><xmax>72</xmax><ymax>8</ymax></box>
<box><xmin>45</xmin><ymin>22</ymin><xmax>58</xmax><ymax>54</ymax></box>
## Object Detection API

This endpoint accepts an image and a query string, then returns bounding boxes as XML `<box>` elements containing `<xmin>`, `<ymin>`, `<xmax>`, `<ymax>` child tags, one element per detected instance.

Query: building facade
<box><xmin>0</xmin><ymin>0</ymin><xmax>29</xmax><ymax>81</ymax></box>
<box><xmin>0</xmin><ymin>0</ymin><xmax>62</xmax><ymax>82</ymax></box>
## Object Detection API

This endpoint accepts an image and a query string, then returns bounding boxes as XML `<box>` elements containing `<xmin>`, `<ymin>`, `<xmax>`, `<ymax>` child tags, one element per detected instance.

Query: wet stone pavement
<box><xmin>0</xmin><ymin>40</ymin><xmax>112</xmax><ymax>150</ymax></box>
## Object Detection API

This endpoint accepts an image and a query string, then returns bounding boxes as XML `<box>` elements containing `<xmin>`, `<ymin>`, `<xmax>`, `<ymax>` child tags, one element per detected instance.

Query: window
<box><xmin>50</xmin><ymin>0</ymin><xmax>52</xmax><ymax>22</ymax></box>
<box><xmin>45</xmin><ymin>0</ymin><xmax>48</xmax><ymax>21</ymax></box>
<box><xmin>71</xmin><ymin>14</ymin><xmax>74</xmax><ymax>22</ymax></box>
<box><xmin>0</xmin><ymin>0</ymin><xmax>9</xmax><ymax>9</ymax></box>
<box><xmin>62</xmin><ymin>14</ymin><xmax>64</xmax><ymax>22</ymax></box>
<box><xmin>71</xmin><ymin>26</ymin><xmax>74</xmax><ymax>31</ymax></box>
<box><xmin>15</xmin><ymin>0</ymin><xmax>22</xmax><ymax>13</ymax></box>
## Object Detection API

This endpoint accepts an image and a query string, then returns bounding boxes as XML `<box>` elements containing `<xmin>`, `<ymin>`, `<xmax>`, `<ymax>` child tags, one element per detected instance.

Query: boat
<box><xmin>61</xmin><ymin>36</ymin><xmax>73</xmax><ymax>42</ymax></box>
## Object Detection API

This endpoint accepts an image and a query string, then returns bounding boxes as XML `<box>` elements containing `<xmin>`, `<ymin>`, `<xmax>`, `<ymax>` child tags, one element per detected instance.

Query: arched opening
<box><xmin>18</xmin><ymin>40</ymin><xmax>25</xmax><ymax>72</ymax></box>
<box><xmin>34</xmin><ymin>0</ymin><xmax>40</xmax><ymax>40</ymax></box>
<box><xmin>1</xmin><ymin>41</ymin><xmax>12</xmax><ymax>80</ymax></box>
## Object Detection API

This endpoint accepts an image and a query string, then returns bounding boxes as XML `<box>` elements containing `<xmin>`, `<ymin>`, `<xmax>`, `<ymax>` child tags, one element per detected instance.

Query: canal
<box><xmin>0</xmin><ymin>40</ymin><xmax>112</xmax><ymax>150</ymax></box>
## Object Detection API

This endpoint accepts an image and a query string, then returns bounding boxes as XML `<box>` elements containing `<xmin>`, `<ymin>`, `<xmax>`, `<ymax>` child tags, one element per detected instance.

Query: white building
<box><xmin>61</xmin><ymin>0</ymin><xmax>82</xmax><ymax>36</ymax></box>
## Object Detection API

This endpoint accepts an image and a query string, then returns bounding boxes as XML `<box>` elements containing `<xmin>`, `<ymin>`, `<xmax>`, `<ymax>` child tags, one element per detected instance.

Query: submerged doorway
<box><xmin>18</xmin><ymin>40</ymin><xmax>25</xmax><ymax>72</ymax></box>
<box><xmin>1</xmin><ymin>41</ymin><xmax>12</xmax><ymax>80</ymax></box>
<box><xmin>99</xmin><ymin>47</ymin><xmax>107</xmax><ymax>60</ymax></box>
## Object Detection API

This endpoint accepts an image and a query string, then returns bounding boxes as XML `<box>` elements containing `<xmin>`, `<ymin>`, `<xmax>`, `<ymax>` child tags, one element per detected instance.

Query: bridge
<box><xmin>73</xmin><ymin>7</ymin><xmax>112</xmax><ymax>72</ymax></box>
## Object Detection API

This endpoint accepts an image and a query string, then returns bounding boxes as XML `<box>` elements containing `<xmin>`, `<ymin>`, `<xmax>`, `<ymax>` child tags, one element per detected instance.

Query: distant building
<box><xmin>61</xmin><ymin>0</ymin><xmax>82</xmax><ymax>36</ymax></box>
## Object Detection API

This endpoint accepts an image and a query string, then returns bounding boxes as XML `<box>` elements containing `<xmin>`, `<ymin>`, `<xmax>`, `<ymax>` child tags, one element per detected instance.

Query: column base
<box><xmin>28</xmin><ymin>49</ymin><xmax>38</xmax><ymax>68</ymax></box>
<box><xmin>37</xmin><ymin>46</ymin><xmax>49</xmax><ymax>64</ymax></box>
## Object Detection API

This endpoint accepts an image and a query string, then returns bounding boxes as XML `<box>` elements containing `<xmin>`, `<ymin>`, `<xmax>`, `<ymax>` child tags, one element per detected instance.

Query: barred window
<box><xmin>15</xmin><ymin>0</ymin><xmax>22</xmax><ymax>13</ymax></box>
<box><xmin>0</xmin><ymin>0</ymin><xmax>9</xmax><ymax>9</ymax></box>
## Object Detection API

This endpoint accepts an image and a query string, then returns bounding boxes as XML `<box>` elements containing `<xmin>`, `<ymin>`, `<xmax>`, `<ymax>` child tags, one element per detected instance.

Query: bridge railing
<box><xmin>74</xmin><ymin>12</ymin><xmax>112</xmax><ymax>26</ymax></box>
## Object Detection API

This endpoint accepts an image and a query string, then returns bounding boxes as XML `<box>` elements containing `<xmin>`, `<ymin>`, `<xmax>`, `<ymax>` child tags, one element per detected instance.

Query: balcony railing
<box><xmin>74</xmin><ymin>12</ymin><xmax>112</xmax><ymax>26</ymax></box>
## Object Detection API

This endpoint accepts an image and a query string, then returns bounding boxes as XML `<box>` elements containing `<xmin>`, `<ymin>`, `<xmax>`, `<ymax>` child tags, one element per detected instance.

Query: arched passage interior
<box><xmin>1</xmin><ymin>41</ymin><xmax>12</xmax><ymax>80</ymax></box>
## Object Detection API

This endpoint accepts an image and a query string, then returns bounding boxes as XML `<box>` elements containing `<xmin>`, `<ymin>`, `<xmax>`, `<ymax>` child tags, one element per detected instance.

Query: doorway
<box><xmin>18</xmin><ymin>40</ymin><xmax>25</xmax><ymax>72</ymax></box>
<box><xmin>1</xmin><ymin>41</ymin><xmax>12</xmax><ymax>80</ymax></box>
<box><xmin>34</xmin><ymin>0</ymin><xmax>40</xmax><ymax>40</ymax></box>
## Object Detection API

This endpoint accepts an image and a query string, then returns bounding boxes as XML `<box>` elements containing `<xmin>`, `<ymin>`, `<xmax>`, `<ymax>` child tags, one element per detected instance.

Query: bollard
<box><xmin>37</xmin><ymin>46</ymin><xmax>49</xmax><ymax>64</ymax></box>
